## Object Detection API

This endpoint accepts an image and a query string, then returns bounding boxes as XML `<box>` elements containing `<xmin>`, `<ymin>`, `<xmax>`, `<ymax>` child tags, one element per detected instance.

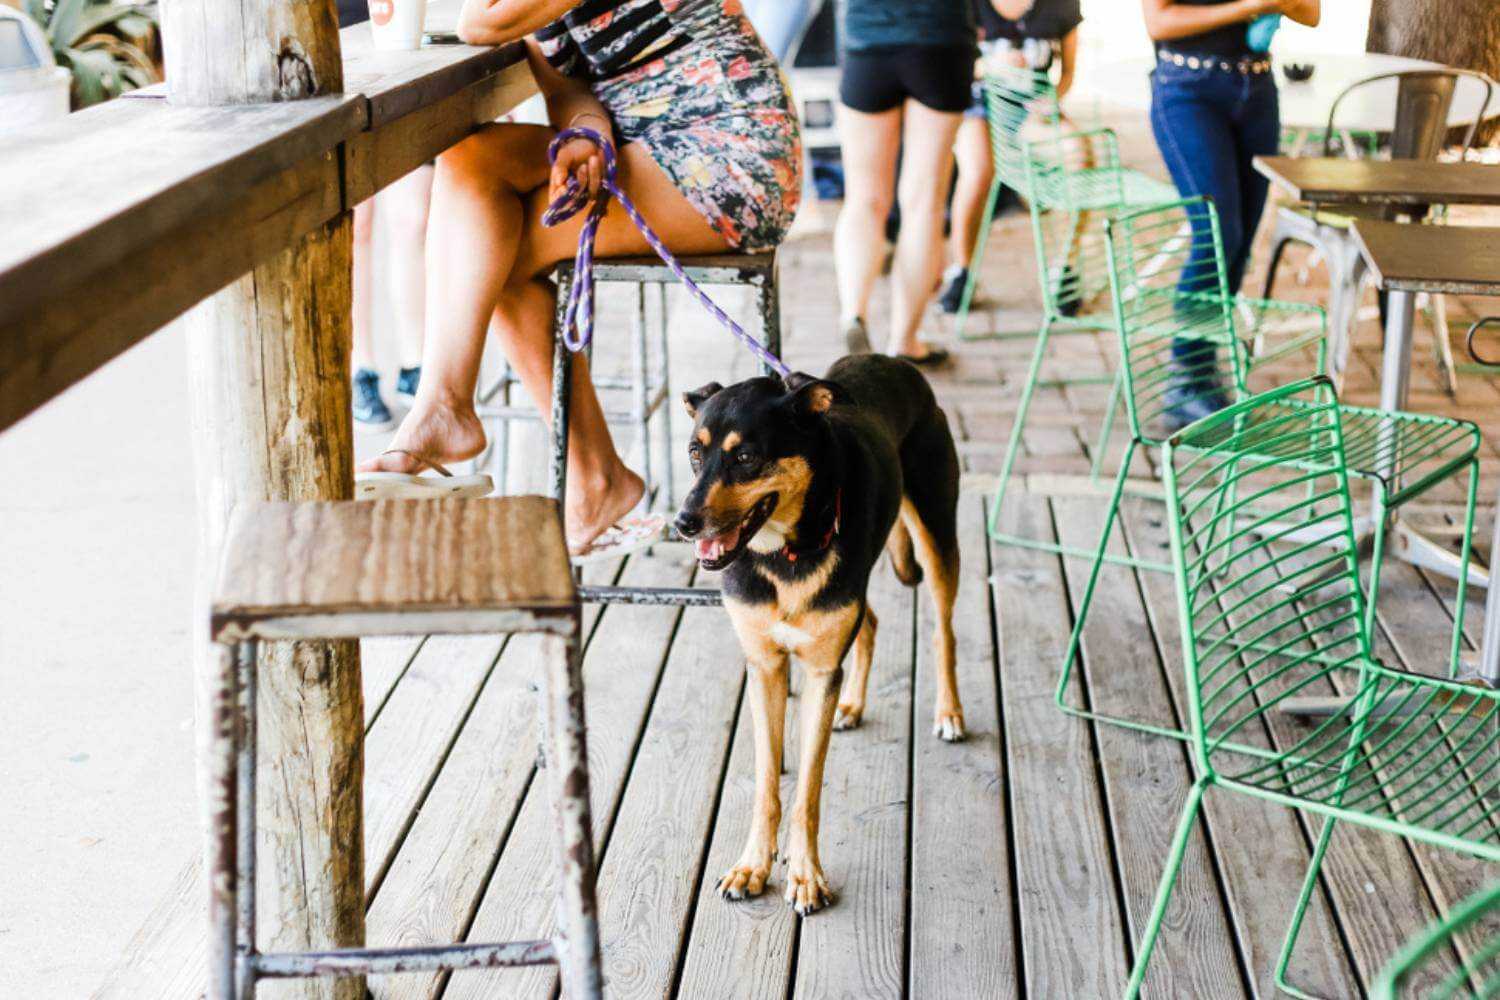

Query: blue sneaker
<box><xmin>353</xmin><ymin>368</ymin><xmax>394</xmax><ymax>430</ymax></box>
<box><xmin>395</xmin><ymin>365</ymin><xmax>421</xmax><ymax>404</ymax></box>
<box><xmin>1162</xmin><ymin>377</ymin><xmax>1232</xmax><ymax>433</ymax></box>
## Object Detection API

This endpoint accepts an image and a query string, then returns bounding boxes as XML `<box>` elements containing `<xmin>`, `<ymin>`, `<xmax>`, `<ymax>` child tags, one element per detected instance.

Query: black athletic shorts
<box><xmin>839</xmin><ymin>44</ymin><xmax>977</xmax><ymax>114</ymax></box>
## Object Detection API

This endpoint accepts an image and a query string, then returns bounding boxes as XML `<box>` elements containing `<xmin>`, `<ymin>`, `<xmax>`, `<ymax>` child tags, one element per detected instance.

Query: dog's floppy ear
<box><xmin>781</xmin><ymin>372</ymin><xmax>848</xmax><ymax>419</ymax></box>
<box><xmin>682</xmin><ymin>381</ymin><xmax>724</xmax><ymax>419</ymax></box>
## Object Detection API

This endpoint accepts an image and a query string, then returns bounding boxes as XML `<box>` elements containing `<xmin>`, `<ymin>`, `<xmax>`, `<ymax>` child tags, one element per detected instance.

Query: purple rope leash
<box><xmin>541</xmin><ymin>126</ymin><xmax>791</xmax><ymax>378</ymax></box>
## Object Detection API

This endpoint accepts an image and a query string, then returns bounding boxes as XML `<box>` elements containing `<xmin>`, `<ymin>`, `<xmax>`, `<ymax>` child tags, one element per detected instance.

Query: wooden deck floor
<box><xmin>99</xmin><ymin>195</ymin><xmax>1500</xmax><ymax>998</ymax></box>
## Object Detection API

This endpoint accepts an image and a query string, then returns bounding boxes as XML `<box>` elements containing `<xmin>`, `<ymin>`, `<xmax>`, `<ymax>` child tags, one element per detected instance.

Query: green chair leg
<box><xmin>1125</xmin><ymin>776</ymin><xmax>1212</xmax><ymax>999</ymax></box>
<box><xmin>1273</xmin><ymin>817</ymin><xmax>1339</xmax><ymax>1000</ymax></box>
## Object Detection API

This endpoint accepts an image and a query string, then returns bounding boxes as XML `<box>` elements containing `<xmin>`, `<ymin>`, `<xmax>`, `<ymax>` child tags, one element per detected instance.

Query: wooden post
<box><xmin>161</xmin><ymin>2</ymin><xmax>365</xmax><ymax>997</ymax></box>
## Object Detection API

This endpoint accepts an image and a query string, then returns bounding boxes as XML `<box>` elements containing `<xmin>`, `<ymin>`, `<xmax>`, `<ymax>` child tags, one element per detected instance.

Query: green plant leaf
<box><xmin>49</xmin><ymin>0</ymin><xmax>90</xmax><ymax>48</ymax></box>
<box><xmin>74</xmin><ymin>3</ymin><xmax>155</xmax><ymax>44</ymax></box>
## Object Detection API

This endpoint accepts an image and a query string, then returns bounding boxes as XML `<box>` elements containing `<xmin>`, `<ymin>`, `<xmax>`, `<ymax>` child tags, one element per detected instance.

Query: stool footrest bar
<box><xmin>578</xmin><ymin>584</ymin><xmax>724</xmax><ymax>607</ymax></box>
<box><xmin>252</xmin><ymin>939</ymin><xmax>558</xmax><ymax>978</ymax></box>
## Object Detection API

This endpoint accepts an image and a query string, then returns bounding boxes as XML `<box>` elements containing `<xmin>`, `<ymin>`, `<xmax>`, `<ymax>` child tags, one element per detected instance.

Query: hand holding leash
<box><xmin>541</xmin><ymin>126</ymin><xmax>791</xmax><ymax>377</ymax></box>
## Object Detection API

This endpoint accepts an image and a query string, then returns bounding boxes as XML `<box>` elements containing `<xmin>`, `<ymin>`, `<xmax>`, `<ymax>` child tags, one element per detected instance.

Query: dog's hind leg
<box><xmin>719</xmin><ymin>601</ymin><xmax>788</xmax><ymax>901</ymax></box>
<box><xmin>835</xmin><ymin>606</ymin><xmax>877</xmax><ymax>731</ymax></box>
<box><xmin>901</xmin><ymin>500</ymin><xmax>965</xmax><ymax>741</ymax></box>
<box><xmin>885</xmin><ymin>519</ymin><xmax>923</xmax><ymax>586</ymax></box>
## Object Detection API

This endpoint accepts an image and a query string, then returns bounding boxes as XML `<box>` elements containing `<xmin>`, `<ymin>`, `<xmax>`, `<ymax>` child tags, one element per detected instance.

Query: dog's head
<box><xmin>674</xmin><ymin>372</ymin><xmax>847</xmax><ymax>570</ymax></box>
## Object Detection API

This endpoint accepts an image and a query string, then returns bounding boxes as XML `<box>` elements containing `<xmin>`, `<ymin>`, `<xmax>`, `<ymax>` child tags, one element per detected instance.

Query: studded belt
<box><xmin>1157</xmin><ymin>49</ymin><xmax>1271</xmax><ymax>74</ymax></box>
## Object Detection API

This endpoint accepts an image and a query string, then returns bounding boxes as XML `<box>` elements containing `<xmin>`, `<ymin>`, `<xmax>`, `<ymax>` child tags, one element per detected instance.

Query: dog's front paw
<box><xmin>717</xmin><ymin>861</ymin><xmax>772</xmax><ymax>901</ymax></box>
<box><xmin>933</xmin><ymin>709</ymin><xmax>966</xmax><ymax>742</ymax></box>
<box><xmin>833</xmin><ymin>702</ymin><xmax>863</xmax><ymax>731</ymax></box>
<box><xmin>782</xmin><ymin>855</ymin><xmax>833</xmax><ymax>916</ymax></box>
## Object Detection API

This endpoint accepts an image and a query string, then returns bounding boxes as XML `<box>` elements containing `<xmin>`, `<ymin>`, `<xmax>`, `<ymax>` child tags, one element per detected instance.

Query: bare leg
<box><xmin>832</xmin><ymin>103</ymin><xmax>901</xmax><ymax>328</ymax></box>
<box><xmin>889</xmin><ymin>99</ymin><xmax>963</xmax><ymax>358</ymax></box>
<box><xmin>351</xmin><ymin>198</ymin><xmax>377</xmax><ymax>371</ymax></box>
<box><xmin>834</xmin><ymin>607</ymin><xmax>877</xmax><ymax>731</ymax></box>
<box><xmin>948</xmin><ymin>115</ymin><xmax>994</xmax><ymax>270</ymax></box>
<box><xmin>717</xmin><ymin>609</ymin><xmax>788</xmax><ymax>900</ymax></box>
<box><xmin>380</xmin><ymin>164</ymin><xmax>435</xmax><ymax>369</ymax></box>
<box><xmin>360</xmin><ymin>124</ymin><xmax>730</xmax><ymax>548</ymax></box>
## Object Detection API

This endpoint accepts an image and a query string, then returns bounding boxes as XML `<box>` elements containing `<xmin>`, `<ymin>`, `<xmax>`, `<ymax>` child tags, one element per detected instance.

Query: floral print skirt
<box><xmin>593</xmin><ymin>21</ymin><xmax>803</xmax><ymax>252</ymax></box>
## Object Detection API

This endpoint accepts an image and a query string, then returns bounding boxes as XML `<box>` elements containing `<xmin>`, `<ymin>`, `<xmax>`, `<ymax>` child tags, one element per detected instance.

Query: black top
<box><xmin>1158</xmin><ymin>0</ymin><xmax>1253</xmax><ymax>57</ymax></box>
<box><xmin>974</xmin><ymin>0</ymin><xmax>1082</xmax><ymax>43</ymax></box>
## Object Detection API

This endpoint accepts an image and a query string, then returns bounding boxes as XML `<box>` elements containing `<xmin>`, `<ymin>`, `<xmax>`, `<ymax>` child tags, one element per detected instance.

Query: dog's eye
<box><xmin>735</xmin><ymin>450</ymin><xmax>757</xmax><ymax>466</ymax></box>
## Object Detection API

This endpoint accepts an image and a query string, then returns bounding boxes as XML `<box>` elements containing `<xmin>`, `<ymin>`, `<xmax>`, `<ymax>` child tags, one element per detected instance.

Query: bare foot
<box><xmin>357</xmin><ymin>399</ymin><xmax>486</xmax><ymax>474</ymax></box>
<box><xmin>566</xmin><ymin>465</ymin><xmax>645</xmax><ymax>552</ymax></box>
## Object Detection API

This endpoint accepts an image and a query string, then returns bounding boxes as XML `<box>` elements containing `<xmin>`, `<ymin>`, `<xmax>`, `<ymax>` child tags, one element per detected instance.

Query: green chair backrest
<box><xmin>982</xmin><ymin>66</ymin><xmax>1061</xmax><ymax>196</ymax></box>
<box><xmin>1103</xmin><ymin>197</ymin><xmax>1249</xmax><ymax>442</ymax></box>
<box><xmin>1162</xmin><ymin>378</ymin><xmax>1371</xmax><ymax>757</ymax></box>
<box><xmin>1373</xmin><ymin>881</ymin><xmax>1500</xmax><ymax>999</ymax></box>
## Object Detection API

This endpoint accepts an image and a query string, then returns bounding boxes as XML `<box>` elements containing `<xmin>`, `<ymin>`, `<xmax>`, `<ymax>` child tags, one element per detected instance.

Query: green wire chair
<box><xmin>953</xmin><ymin>66</ymin><xmax>1175</xmax><ymax>341</ymax></box>
<box><xmin>1126</xmin><ymin>376</ymin><xmax>1500</xmax><ymax>999</ymax></box>
<box><xmin>1053</xmin><ymin>197</ymin><xmax>1481</xmax><ymax>745</ymax></box>
<box><xmin>1373</xmin><ymin>881</ymin><xmax>1500</xmax><ymax>999</ymax></box>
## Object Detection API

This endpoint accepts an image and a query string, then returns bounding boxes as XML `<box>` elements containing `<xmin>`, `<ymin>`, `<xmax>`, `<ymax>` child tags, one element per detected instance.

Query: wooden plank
<box><xmin>366</xmin><ymin>550</ymin><xmax>688</xmax><ymax>999</ymax></box>
<box><xmin>794</xmin><ymin>563</ymin><xmax>914</xmax><ymax>999</ymax></box>
<box><xmin>908</xmin><ymin>497</ymin><xmax>1017</xmax><ymax>998</ymax></box>
<box><xmin>93</xmin><ymin>635</ymin><xmax>504</xmax><ymax>1000</ymax></box>
<box><xmin>440</xmin><ymin>546</ymin><xmax>708</xmax><ymax>1000</ymax></box>
<box><xmin>991</xmin><ymin>495</ymin><xmax>1131</xmax><ymax>996</ymax></box>
<box><xmin>343</xmin><ymin>59</ymin><xmax>537</xmax><ymax>206</ymax></box>
<box><xmin>1052</xmin><ymin>496</ymin><xmax>1247</xmax><ymax>998</ymax></box>
<box><xmin>674</xmin><ymin>675</ymin><xmax>799</xmax><ymax>1000</ymax></box>
<box><xmin>1117</xmin><ymin>501</ymin><xmax>1363</xmax><ymax>998</ymax></box>
<box><xmin>213</xmin><ymin>498</ymin><xmax>574</xmax><ymax>632</ymax></box>
<box><xmin>0</xmin><ymin>96</ymin><xmax>365</xmax><ymax>301</ymax></box>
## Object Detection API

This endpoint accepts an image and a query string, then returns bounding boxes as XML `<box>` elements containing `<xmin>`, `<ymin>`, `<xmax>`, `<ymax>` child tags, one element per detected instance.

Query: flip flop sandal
<box><xmin>355</xmin><ymin>450</ymin><xmax>494</xmax><ymax>500</ymax></box>
<box><xmin>898</xmin><ymin>346</ymin><xmax>951</xmax><ymax>367</ymax></box>
<box><xmin>569</xmin><ymin>512</ymin><xmax>669</xmax><ymax>565</ymax></box>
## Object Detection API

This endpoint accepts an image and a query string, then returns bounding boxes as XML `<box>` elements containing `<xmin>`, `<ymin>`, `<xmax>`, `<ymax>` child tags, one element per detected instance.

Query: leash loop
<box><xmin>542</xmin><ymin>126</ymin><xmax>791</xmax><ymax>377</ymax></box>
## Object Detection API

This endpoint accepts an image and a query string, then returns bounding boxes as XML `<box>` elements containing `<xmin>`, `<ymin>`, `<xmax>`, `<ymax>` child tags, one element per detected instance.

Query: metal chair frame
<box><xmin>1371</xmin><ymin>880</ymin><xmax>1500</xmax><ymax>999</ymax></box>
<box><xmin>545</xmin><ymin>251</ymin><xmax>783</xmax><ymax>608</ymax></box>
<box><xmin>1262</xmin><ymin>68</ymin><xmax>1497</xmax><ymax>393</ymax></box>
<box><xmin>1125</xmin><ymin>379</ymin><xmax>1500</xmax><ymax>999</ymax></box>
<box><xmin>480</xmin><ymin>281</ymin><xmax>674</xmax><ymax>512</ymax></box>
<box><xmin>1054</xmin><ymin>198</ymin><xmax>1480</xmax><ymax>748</ymax></box>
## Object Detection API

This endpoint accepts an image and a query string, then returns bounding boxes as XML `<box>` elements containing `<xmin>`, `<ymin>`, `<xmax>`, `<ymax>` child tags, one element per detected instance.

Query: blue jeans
<box><xmin>1150</xmin><ymin>61</ymin><xmax>1279</xmax><ymax>371</ymax></box>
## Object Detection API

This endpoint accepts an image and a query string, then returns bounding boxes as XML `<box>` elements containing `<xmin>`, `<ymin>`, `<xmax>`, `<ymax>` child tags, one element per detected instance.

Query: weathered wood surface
<box><xmin>0</xmin><ymin>1</ymin><xmax>535</xmax><ymax>435</ymax></box>
<box><xmin>213</xmin><ymin>497</ymin><xmax>574</xmax><ymax>634</ymax></box>
<box><xmin>1353</xmin><ymin>220</ymin><xmax>1500</xmax><ymax>296</ymax></box>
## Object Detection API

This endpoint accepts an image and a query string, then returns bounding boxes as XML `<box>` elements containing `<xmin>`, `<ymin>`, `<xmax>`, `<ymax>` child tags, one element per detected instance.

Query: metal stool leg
<box><xmin>656</xmin><ymin>283</ymin><xmax>674</xmax><ymax>510</ymax></box>
<box><xmin>497</xmin><ymin>362</ymin><xmax>513</xmax><ymax>495</ymax></box>
<box><xmin>550</xmin><ymin>270</ymin><xmax>574</xmax><ymax>508</ymax></box>
<box><xmin>235</xmin><ymin>641</ymin><xmax>258</xmax><ymax>1000</ymax></box>
<box><xmin>757</xmin><ymin>266</ymin><xmax>782</xmax><ymax>375</ymax></box>
<box><xmin>205</xmin><ymin>642</ymin><xmax>241</xmax><ymax>1000</ymax></box>
<box><xmin>540</xmin><ymin>626</ymin><xmax>603</xmax><ymax>1000</ymax></box>
<box><xmin>631</xmin><ymin>284</ymin><xmax>652</xmax><ymax>510</ymax></box>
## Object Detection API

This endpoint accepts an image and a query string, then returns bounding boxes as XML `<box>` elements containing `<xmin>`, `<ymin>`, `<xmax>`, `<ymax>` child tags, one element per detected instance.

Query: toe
<box><xmin>933</xmin><ymin>712</ymin><xmax>967</xmax><ymax>742</ymax></box>
<box><xmin>833</xmin><ymin>705</ymin><xmax>862</xmax><ymax>731</ymax></box>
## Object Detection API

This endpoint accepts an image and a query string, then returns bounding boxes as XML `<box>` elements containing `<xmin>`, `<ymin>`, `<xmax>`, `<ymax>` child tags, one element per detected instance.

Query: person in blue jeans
<box><xmin>1142</xmin><ymin>0</ymin><xmax>1318</xmax><ymax>428</ymax></box>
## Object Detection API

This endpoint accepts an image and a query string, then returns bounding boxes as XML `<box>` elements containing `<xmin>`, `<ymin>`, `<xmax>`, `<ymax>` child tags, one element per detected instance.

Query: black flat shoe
<box><xmin>897</xmin><ymin>347</ymin><xmax>951</xmax><ymax>367</ymax></box>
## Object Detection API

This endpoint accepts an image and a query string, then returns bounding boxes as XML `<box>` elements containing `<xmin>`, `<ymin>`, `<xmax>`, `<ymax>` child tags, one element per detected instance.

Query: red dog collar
<box><xmin>781</xmin><ymin>490</ymin><xmax>841</xmax><ymax>564</ymax></box>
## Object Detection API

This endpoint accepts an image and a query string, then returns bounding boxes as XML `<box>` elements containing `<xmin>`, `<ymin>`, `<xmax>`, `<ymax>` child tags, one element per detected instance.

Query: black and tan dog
<box><xmin>674</xmin><ymin>354</ymin><xmax>964</xmax><ymax>915</ymax></box>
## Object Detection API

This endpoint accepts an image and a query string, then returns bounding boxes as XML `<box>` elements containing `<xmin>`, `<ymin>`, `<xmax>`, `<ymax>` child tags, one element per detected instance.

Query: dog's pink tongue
<box><xmin>694</xmin><ymin>526</ymin><xmax>740</xmax><ymax>562</ymax></box>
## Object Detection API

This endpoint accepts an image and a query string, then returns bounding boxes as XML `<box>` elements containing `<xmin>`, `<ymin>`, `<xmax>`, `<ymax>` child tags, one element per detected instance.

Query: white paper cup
<box><xmin>367</xmin><ymin>0</ymin><xmax>426</xmax><ymax>51</ymax></box>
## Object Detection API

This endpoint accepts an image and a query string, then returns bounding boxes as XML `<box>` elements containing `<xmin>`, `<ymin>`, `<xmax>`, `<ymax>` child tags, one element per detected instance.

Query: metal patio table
<box><xmin>1254</xmin><ymin>157</ymin><xmax>1500</xmax><ymax>592</ymax></box>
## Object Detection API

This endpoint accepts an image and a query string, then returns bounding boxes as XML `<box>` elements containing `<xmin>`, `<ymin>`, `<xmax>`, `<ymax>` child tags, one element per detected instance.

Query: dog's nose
<box><xmin>674</xmin><ymin>510</ymin><xmax>703</xmax><ymax>538</ymax></box>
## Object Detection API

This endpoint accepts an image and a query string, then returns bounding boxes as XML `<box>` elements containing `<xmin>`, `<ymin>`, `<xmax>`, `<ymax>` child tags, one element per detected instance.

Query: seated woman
<box><xmin>357</xmin><ymin>0</ymin><xmax>802</xmax><ymax>555</ymax></box>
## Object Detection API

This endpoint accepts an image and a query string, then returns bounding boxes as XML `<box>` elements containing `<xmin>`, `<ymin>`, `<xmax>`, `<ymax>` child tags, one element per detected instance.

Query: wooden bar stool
<box><xmin>206</xmin><ymin>497</ymin><xmax>601</xmax><ymax>1000</ymax></box>
<box><xmin>544</xmin><ymin>252</ymin><xmax>783</xmax><ymax>608</ymax></box>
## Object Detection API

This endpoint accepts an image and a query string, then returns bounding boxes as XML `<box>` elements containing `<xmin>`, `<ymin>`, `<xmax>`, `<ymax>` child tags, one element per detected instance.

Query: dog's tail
<box><xmin>886</xmin><ymin>517</ymin><xmax>924</xmax><ymax>587</ymax></box>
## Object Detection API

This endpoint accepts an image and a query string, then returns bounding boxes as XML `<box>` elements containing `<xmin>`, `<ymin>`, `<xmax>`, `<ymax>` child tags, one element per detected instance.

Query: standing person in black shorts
<box><xmin>834</xmin><ymin>0</ymin><xmax>976</xmax><ymax>364</ymax></box>
<box><xmin>940</xmin><ymin>0</ymin><xmax>1082</xmax><ymax>313</ymax></box>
